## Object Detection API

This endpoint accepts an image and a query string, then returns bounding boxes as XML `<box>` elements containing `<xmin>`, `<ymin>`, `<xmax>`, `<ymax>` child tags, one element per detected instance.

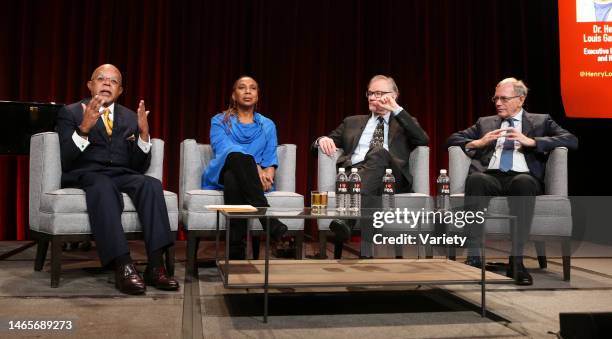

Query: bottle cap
<box><xmin>440</xmin><ymin>169</ymin><xmax>447</xmax><ymax>174</ymax></box>
<box><xmin>385</xmin><ymin>169</ymin><xmax>392</xmax><ymax>174</ymax></box>
<box><xmin>351</xmin><ymin>168</ymin><xmax>358</xmax><ymax>173</ymax></box>
<box><xmin>339</xmin><ymin>168</ymin><xmax>345</xmax><ymax>173</ymax></box>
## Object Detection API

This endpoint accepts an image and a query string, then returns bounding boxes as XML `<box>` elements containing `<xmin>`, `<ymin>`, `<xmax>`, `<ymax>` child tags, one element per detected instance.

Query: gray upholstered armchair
<box><xmin>179</xmin><ymin>140</ymin><xmax>305</xmax><ymax>274</ymax></box>
<box><xmin>448</xmin><ymin>146</ymin><xmax>572</xmax><ymax>280</ymax></box>
<box><xmin>316</xmin><ymin>146</ymin><xmax>433</xmax><ymax>257</ymax></box>
<box><xmin>29</xmin><ymin>132</ymin><xmax>179</xmax><ymax>287</ymax></box>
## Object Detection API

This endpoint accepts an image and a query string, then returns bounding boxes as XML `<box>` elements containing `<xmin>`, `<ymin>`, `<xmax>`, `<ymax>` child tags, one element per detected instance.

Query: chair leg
<box><xmin>34</xmin><ymin>238</ymin><xmax>49</xmax><ymax>271</ymax></box>
<box><xmin>50</xmin><ymin>237</ymin><xmax>62</xmax><ymax>288</ymax></box>
<box><xmin>186</xmin><ymin>233</ymin><xmax>198</xmax><ymax>277</ymax></box>
<box><xmin>448</xmin><ymin>246</ymin><xmax>457</xmax><ymax>261</ymax></box>
<box><xmin>333</xmin><ymin>240</ymin><xmax>343</xmax><ymax>259</ymax></box>
<box><xmin>562</xmin><ymin>239</ymin><xmax>571</xmax><ymax>281</ymax></box>
<box><xmin>534</xmin><ymin>241</ymin><xmax>547</xmax><ymax>269</ymax></box>
<box><xmin>425</xmin><ymin>244</ymin><xmax>433</xmax><ymax>259</ymax></box>
<box><xmin>165</xmin><ymin>245</ymin><xmax>176</xmax><ymax>277</ymax></box>
<box><xmin>394</xmin><ymin>243</ymin><xmax>403</xmax><ymax>259</ymax></box>
<box><xmin>294</xmin><ymin>231</ymin><xmax>304</xmax><ymax>259</ymax></box>
<box><xmin>252</xmin><ymin>236</ymin><xmax>261</xmax><ymax>260</ymax></box>
<box><xmin>318</xmin><ymin>230</ymin><xmax>328</xmax><ymax>259</ymax></box>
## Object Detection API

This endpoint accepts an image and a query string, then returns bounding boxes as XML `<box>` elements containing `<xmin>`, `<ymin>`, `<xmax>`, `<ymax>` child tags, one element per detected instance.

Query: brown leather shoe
<box><xmin>115</xmin><ymin>263</ymin><xmax>146</xmax><ymax>295</ymax></box>
<box><xmin>144</xmin><ymin>266</ymin><xmax>180</xmax><ymax>291</ymax></box>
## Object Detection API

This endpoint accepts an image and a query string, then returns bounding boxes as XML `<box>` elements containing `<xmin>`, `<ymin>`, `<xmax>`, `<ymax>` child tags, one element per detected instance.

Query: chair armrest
<box><xmin>179</xmin><ymin>139</ymin><xmax>202</xmax><ymax>215</ymax></box>
<box><xmin>545</xmin><ymin>147</ymin><xmax>568</xmax><ymax>196</ymax></box>
<box><xmin>29</xmin><ymin>132</ymin><xmax>62</xmax><ymax>230</ymax></box>
<box><xmin>317</xmin><ymin>148</ymin><xmax>343</xmax><ymax>192</ymax></box>
<box><xmin>145</xmin><ymin>138</ymin><xmax>164</xmax><ymax>181</ymax></box>
<box><xmin>409</xmin><ymin>146</ymin><xmax>430</xmax><ymax>195</ymax></box>
<box><xmin>276</xmin><ymin>144</ymin><xmax>297</xmax><ymax>192</ymax></box>
<box><xmin>448</xmin><ymin>146</ymin><xmax>471</xmax><ymax>195</ymax></box>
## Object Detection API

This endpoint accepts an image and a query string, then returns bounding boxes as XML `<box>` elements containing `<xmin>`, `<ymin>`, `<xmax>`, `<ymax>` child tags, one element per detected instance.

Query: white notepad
<box><xmin>205</xmin><ymin>205</ymin><xmax>258</xmax><ymax>212</ymax></box>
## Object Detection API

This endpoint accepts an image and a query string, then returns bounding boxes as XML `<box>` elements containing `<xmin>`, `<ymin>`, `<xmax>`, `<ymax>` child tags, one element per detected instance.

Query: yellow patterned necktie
<box><xmin>102</xmin><ymin>108</ymin><xmax>113</xmax><ymax>137</ymax></box>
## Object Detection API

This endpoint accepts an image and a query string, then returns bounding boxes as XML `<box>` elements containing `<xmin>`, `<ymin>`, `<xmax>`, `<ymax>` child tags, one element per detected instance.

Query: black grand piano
<box><xmin>0</xmin><ymin>100</ymin><xmax>63</xmax><ymax>154</ymax></box>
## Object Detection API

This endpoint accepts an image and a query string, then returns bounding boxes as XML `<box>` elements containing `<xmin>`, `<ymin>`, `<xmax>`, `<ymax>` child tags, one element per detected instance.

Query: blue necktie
<box><xmin>499</xmin><ymin>118</ymin><xmax>515</xmax><ymax>172</ymax></box>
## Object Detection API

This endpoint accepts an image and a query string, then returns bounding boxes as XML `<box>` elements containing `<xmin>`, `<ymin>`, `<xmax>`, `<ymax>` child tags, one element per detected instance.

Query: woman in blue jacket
<box><xmin>202</xmin><ymin>76</ymin><xmax>288</xmax><ymax>259</ymax></box>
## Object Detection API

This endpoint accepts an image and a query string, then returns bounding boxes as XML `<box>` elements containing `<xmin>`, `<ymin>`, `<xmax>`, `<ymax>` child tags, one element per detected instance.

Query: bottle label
<box><xmin>383</xmin><ymin>182</ymin><xmax>395</xmax><ymax>195</ymax></box>
<box><xmin>336</xmin><ymin>181</ymin><xmax>348</xmax><ymax>194</ymax></box>
<box><xmin>437</xmin><ymin>183</ymin><xmax>450</xmax><ymax>195</ymax></box>
<box><xmin>350</xmin><ymin>181</ymin><xmax>361</xmax><ymax>194</ymax></box>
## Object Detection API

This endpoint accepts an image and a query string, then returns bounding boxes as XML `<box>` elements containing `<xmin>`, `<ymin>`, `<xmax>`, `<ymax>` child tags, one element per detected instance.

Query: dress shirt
<box><xmin>72</xmin><ymin>103</ymin><xmax>151</xmax><ymax>153</ymax></box>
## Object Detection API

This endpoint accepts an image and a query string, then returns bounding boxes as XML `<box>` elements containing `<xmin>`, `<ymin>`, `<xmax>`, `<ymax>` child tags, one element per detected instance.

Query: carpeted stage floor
<box><xmin>2</xmin><ymin>239</ymin><xmax>612</xmax><ymax>338</ymax></box>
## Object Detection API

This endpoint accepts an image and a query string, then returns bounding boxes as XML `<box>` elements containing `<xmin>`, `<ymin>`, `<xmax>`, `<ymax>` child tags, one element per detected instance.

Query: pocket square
<box><xmin>126</xmin><ymin>134</ymin><xmax>136</xmax><ymax>141</ymax></box>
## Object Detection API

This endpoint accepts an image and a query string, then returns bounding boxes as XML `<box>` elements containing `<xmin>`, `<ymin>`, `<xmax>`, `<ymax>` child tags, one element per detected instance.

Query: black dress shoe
<box><xmin>115</xmin><ymin>263</ymin><xmax>146</xmax><ymax>295</ymax></box>
<box><xmin>144</xmin><ymin>266</ymin><xmax>180</xmax><ymax>291</ymax></box>
<box><xmin>329</xmin><ymin>220</ymin><xmax>351</xmax><ymax>242</ymax></box>
<box><xmin>273</xmin><ymin>238</ymin><xmax>297</xmax><ymax>259</ymax></box>
<box><xmin>465</xmin><ymin>256</ymin><xmax>483</xmax><ymax>268</ymax></box>
<box><xmin>269</xmin><ymin>219</ymin><xmax>288</xmax><ymax>242</ymax></box>
<box><xmin>506</xmin><ymin>264</ymin><xmax>533</xmax><ymax>286</ymax></box>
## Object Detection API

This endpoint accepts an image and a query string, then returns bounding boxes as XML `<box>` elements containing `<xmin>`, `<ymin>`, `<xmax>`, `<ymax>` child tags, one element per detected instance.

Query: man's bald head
<box><xmin>90</xmin><ymin>64</ymin><xmax>122</xmax><ymax>83</ymax></box>
<box><xmin>87</xmin><ymin>64</ymin><xmax>123</xmax><ymax>106</ymax></box>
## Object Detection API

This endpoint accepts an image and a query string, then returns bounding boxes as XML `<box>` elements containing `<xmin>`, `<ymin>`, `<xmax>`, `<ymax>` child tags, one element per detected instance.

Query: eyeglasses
<box><xmin>93</xmin><ymin>75</ymin><xmax>121</xmax><ymax>86</ymax></box>
<box><xmin>366</xmin><ymin>91</ymin><xmax>392</xmax><ymax>98</ymax></box>
<box><xmin>491</xmin><ymin>95</ymin><xmax>521</xmax><ymax>103</ymax></box>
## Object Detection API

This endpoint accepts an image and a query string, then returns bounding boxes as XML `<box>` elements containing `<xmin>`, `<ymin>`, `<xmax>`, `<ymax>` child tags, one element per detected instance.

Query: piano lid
<box><xmin>0</xmin><ymin>100</ymin><xmax>63</xmax><ymax>154</ymax></box>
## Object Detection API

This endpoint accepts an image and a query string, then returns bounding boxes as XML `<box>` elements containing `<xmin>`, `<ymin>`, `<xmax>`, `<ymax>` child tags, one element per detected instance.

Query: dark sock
<box><xmin>114</xmin><ymin>253</ymin><xmax>132</xmax><ymax>268</ymax></box>
<box><xmin>148</xmin><ymin>248</ymin><xmax>164</xmax><ymax>269</ymax></box>
<box><xmin>512</xmin><ymin>256</ymin><xmax>524</xmax><ymax>266</ymax></box>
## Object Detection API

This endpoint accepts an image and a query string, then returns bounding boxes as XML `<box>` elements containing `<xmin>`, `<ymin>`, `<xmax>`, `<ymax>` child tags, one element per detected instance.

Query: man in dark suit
<box><xmin>447</xmin><ymin>77</ymin><xmax>578</xmax><ymax>285</ymax></box>
<box><xmin>313</xmin><ymin>75</ymin><xmax>429</xmax><ymax>258</ymax></box>
<box><xmin>56</xmin><ymin>64</ymin><xmax>178</xmax><ymax>294</ymax></box>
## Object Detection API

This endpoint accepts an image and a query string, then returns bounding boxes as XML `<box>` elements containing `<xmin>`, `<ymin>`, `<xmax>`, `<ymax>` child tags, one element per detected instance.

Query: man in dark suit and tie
<box><xmin>447</xmin><ymin>77</ymin><xmax>578</xmax><ymax>285</ymax></box>
<box><xmin>313</xmin><ymin>75</ymin><xmax>429</xmax><ymax>258</ymax></box>
<box><xmin>56</xmin><ymin>64</ymin><xmax>179</xmax><ymax>294</ymax></box>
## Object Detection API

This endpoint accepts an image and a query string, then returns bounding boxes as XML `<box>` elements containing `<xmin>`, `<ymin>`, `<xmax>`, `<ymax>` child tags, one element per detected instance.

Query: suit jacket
<box><xmin>446</xmin><ymin>111</ymin><xmax>578</xmax><ymax>182</ymax></box>
<box><xmin>312</xmin><ymin>110</ymin><xmax>429</xmax><ymax>192</ymax></box>
<box><xmin>56</xmin><ymin>99</ymin><xmax>151</xmax><ymax>187</ymax></box>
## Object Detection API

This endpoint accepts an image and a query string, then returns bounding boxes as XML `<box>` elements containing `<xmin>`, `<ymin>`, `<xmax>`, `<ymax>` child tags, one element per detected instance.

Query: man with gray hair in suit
<box><xmin>313</xmin><ymin>75</ymin><xmax>429</xmax><ymax>258</ymax></box>
<box><xmin>447</xmin><ymin>77</ymin><xmax>578</xmax><ymax>285</ymax></box>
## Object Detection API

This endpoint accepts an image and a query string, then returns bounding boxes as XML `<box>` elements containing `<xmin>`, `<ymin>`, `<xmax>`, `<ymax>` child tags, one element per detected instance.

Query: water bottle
<box><xmin>348</xmin><ymin>168</ymin><xmax>362</xmax><ymax>211</ymax></box>
<box><xmin>382</xmin><ymin>169</ymin><xmax>395</xmax><ymax>210</ymax></box>
<box><xmin>436</xmin><ymin>169</ymin><xmax>450</xmax><ymax>210</ymax></box>
<box><xmin>335</xmin><ymin>168</ymin><xmax>349</xmax><ymax>211</ymax></box>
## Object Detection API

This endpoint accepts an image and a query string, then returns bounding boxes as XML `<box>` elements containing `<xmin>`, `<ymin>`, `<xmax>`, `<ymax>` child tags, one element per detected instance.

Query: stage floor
<box><xmin>3</xmin><ymin>239</ymin><xmax>612</xmax><ymax>338</ymax></box>
<box><xmin>220</xmin><ymin>259</ymin><xmax>512</xmax><ymax>287</ymax></box>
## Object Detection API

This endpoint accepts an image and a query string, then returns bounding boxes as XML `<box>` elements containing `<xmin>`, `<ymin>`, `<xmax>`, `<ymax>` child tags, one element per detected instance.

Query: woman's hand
<box><xmin>257</xmin><ymin>165</ymin><xmax>274</xmax><ymax>192</ymax></box>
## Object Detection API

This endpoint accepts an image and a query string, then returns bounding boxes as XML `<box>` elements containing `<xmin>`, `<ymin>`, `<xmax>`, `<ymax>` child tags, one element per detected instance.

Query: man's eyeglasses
<box><xmin>93</xmin><ymin>75</ymin><xmax>121</xmax><ymax>86</ymax></box>
<box><xmin>491</xmin><ymin>95</ymin><xmax>521</xmax><ymax>103</ymax></box>
<box><xmin>366</xmin><ymin>91</ymin><xmax>392</xmax><ymax>99</ymax></box>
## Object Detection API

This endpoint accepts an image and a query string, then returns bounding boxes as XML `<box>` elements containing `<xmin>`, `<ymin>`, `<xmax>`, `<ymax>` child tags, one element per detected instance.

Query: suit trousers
<box><xmin>347</xmin><ymin>146</ymin><xmax>408</xmax><ymax>257</ymax></box>
<box><xmin>78</xmin><ymin>167</ymin><xmax>173</xmax><ymax>266</ymax></box>
<box><xmin>464</xmin><ymin>170</ymin><xmax>542</xmax><ymax>256</ymax></box>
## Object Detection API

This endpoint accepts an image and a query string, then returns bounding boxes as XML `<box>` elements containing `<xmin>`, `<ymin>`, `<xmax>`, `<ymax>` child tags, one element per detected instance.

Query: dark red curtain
<box><xmin>0</xmin><ymin>0</ymin><xmax>567</xmax><ymax>240</ymax></box>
